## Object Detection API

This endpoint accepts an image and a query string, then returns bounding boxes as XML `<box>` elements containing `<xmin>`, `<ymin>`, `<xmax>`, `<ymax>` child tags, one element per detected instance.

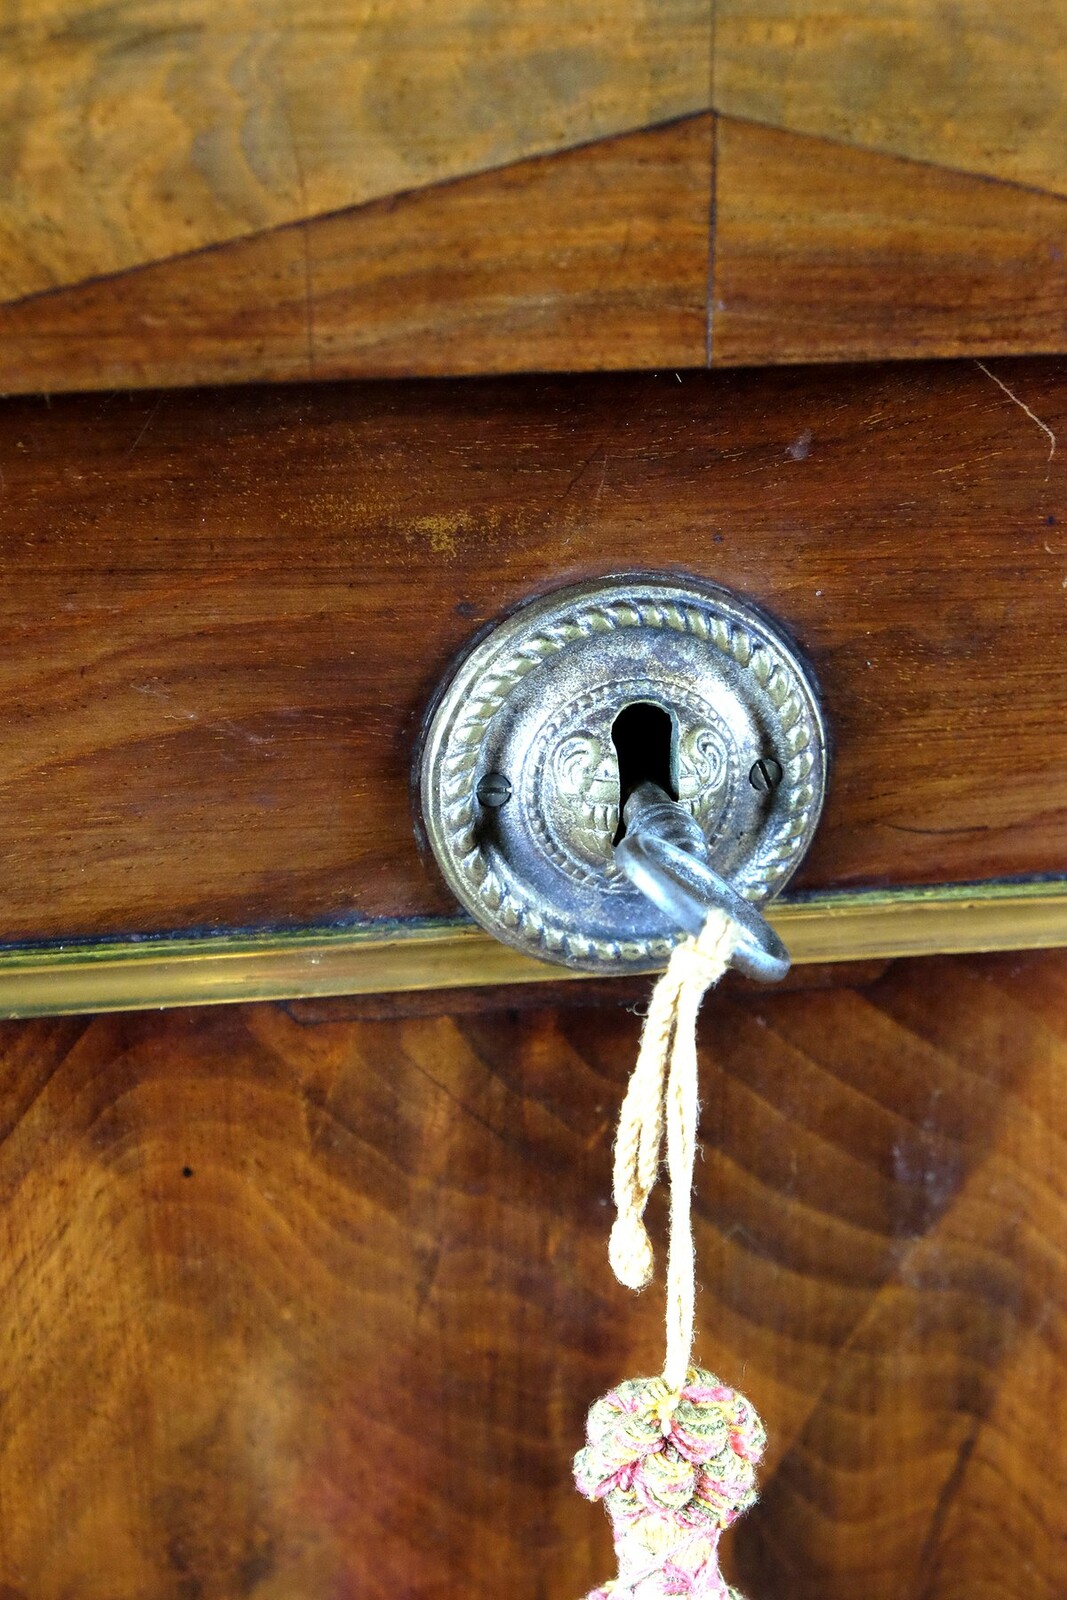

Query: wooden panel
<box><xmin>4</xmin><ymin>2</ymin><xmax>1067</xmax><ymax>385</ymax></box>
<box><xmin>715</xmin><ymin>0</ymin><xmax>1067</xmax><ymax>197</ymax></box>
<box><xmin>10</xmin><ymin>108</ymin><xmax>1067</xmax><ymax>390</ymax></box>
<box><xmin>0</xmin><ymin>118</ymin><xmax>711</xmax><ymax>393</ymax></box>
<box><xmin>0</xmin><ymin>948</ymin><xmax>1064</xmax><ymax>1596</ymax></box>
<box><xmin>0</xmin><ymin>360</ymin><xmax>1064</xmax><ymax>946</ymax></box>
<box><xmin>0</xmin><ymin>0</ymin><xmax>708</xmax><ymax>300</ymax></box>
<box><xmin>712</xmin><ymin>117</ymin><xmax>1067</xmax><ymax>366</ymax></box>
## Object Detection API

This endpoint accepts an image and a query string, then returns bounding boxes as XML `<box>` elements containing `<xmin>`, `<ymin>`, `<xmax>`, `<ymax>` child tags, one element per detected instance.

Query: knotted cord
<box><xmin>574</xmin><ymin>908</ymin><xmax>767</xmax><ymax>1600</ymax></box>
<box><xmin>609</xmin><ymin>908</ymin><xmax>738</xmax><ymax>1391</ymax></box>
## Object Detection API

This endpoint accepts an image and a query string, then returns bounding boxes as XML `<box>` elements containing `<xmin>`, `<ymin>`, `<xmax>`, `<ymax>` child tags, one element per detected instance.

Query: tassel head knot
<box><xmin>575</xmin><ymin>1366</ymin><xmax>765</xmax><ymax>1599</ymax></box>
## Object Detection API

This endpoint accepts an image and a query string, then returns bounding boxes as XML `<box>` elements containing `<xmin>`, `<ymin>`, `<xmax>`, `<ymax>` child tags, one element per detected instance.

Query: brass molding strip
<box><xmin>0</xmin><ymin>881</ymin><xmax>1063</xmax><ymax>1018</ymax></box>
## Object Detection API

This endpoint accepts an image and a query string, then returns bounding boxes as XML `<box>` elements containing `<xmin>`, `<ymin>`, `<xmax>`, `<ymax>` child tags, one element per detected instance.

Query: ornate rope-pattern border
<box><xmin>434</xmin><ymin>595</ymin><xmax>823</xmax><ymax>968</ymax></box>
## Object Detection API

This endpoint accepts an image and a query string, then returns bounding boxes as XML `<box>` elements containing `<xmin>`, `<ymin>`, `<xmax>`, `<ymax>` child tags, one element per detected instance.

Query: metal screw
<box><xmin>476</xmin><ymin>771</ymin><xmax>512</xmax><ymax>808</ymax></box>
<box><xmin>749</xmin><ymin>757</ymin><xmax>783</xmax><ymax>794</ymax></box>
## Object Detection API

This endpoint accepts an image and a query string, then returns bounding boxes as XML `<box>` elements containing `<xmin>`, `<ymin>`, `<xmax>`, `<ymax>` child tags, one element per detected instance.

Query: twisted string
<box><xmin>608</xmin><ymin>910</ymin><xmax>738</xmax><ymax>1392</ymax></box>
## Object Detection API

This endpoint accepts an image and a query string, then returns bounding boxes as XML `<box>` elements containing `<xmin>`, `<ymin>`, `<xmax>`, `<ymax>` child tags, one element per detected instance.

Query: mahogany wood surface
<box><xmin>4</xmin><ymin>0</ymin><xmax>1066</xmax><ymax>322</ymax></box>
<box><xmin>0</xmin><ymin>947</ymin><xmax>1063</xmax><ymax>1598</ymax></box>
<box><xmin>4</xmin><ymin>2</ymin><xmax>1067</xmax><ymax>386</ymax></box>
<box><xmin>712</xmin><ymin>118</ymin><xmax>1067</xmax><ymax>367</ymax></box>
<box><xmin>6</xmin><ymin>110</ymin><xmax>1067</xmax><ymax>390</ymax></box>
<box><xmin>0</xmin><ymin>118</ymin><xmax>711</xmax><ymax>392</ymax></box>
<box><xmin>716</xmin><ymin>0</ymin><xmax>1067</xmax><ymax>199</ymax></box>
<box><xmin>0</xmin><ymin>0</ymin><xmax>707</xmax><ymax>300</ymax></box>
<box><xmin>0</xmin><ymin>358</ymin><xmax>1065</xmax><ymax>946</ymax></box>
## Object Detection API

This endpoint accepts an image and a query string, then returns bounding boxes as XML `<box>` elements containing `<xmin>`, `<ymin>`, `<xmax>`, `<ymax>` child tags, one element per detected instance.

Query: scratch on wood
<box><xmin>125</xmin><ymin>394</ymin><xmax>163</xmax><ymax>455</ymax></box>
<box><xmin>975</xmin><ymin>361</ymin><xmax>1056</xmax><ymax>472</ymax></box>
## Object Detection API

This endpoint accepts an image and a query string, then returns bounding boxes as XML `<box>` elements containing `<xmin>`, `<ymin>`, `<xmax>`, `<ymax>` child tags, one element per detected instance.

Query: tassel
<box><xmin>576</xmin><ymin>912</ymin><xmax>766</xmax><ymax>1600</ymax></box>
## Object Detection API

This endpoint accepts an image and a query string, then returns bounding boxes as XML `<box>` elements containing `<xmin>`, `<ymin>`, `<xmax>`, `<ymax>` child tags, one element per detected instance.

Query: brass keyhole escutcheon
<box><xmin>418</xmin><ymin>574</ymin><xmax>829</xmax><ymax>974</ymax></box>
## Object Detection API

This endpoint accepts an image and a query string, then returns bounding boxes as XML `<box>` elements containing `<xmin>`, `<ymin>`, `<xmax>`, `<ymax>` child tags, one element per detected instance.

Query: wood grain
<box><xmin>0</xmin><ymin>0</ymin><xmax>709</xmax><ymax>300</ymax></box>
<box><xmin>5</xmin><ymin>2</ymin><xmax>1067</xmax><ymax>386</ymax></box>
<box><xmin>0</xmin><ymin>360</ymin><xmax>1064</xmax><ymax>946</ymax></box>
<box><xmin>0</xmin><ymin>117</ymin><xmax>711</xmax><ymax>392</ymax></box>
<box><xmin>712</xmin><ymin>116</ymin><xmax>1067</xmax><ymax>366</ymax></box>
<box><xmin>0</xmin><ymin>948</ymin><xmax>1063</xmax><ymax>1597</ymax></box>
<box><xmin>715</xmin><ymin>0</ymin><xmax>1067</xmax><ymax>198</ymax></box>
<box><xmin>7</xmin><ymin>106</ymin><xmax>1067</xmax><ymax>391</ymax></box>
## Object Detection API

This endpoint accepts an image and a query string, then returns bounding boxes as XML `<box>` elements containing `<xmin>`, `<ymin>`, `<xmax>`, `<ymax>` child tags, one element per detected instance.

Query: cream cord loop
<box><xmin>609</xmin><ymin>909</ymin><xmax>738</xmax><ymax>1392</ymax></box>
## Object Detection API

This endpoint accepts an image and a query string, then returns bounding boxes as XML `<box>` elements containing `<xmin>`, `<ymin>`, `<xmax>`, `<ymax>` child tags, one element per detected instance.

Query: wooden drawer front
<box><xmin>0</xmin><ymin>358</ymin><xmax>1064</xmax><ymax>1006</ymax></box>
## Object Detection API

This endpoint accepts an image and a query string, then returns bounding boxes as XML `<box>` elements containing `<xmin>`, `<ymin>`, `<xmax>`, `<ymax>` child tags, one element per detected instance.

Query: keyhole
<box><xmin>611</xmin><ymin>701</ymin><xmax>676</xmax><ymax>842</ymax></box>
